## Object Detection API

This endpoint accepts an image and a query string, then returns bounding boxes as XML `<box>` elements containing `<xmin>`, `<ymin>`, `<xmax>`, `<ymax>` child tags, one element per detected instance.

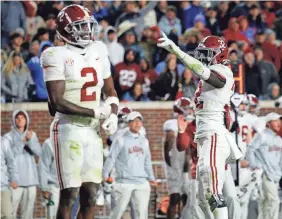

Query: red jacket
<box><xmin>177</xmin><ymin>121</ymin><xmax>197</xmax><ymax>179</ymax></box>
<box><xmin>261</xmin><ymin>42</ymin><xmax>281</xmax><ymax>72</ymax></box>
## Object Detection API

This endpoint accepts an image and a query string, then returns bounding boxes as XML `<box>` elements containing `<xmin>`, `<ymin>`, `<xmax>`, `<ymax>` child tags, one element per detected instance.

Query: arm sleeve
<box><xmin>246</xmin><ymin>134</ymin><xmax>262</xmax><ymax>169</ymax></box>
<box><xmin>99</xmin><ymin>42</ymin><xmax>111</xmax><ymax>79</ymax></box>
<box><xmin>102</xmin><ymin>138</ymin><xmax>122</xmax><ymax>179</ymax></box>
<box><xmin>26</xmin><ymin>132</ymin><xmax>42</xmax><ymax>156</ymax></box>
<box><xmin>41</xmin><ymin>48</ymin><xmax>65</xmax><ymax>81</ymax></box>
<box><xmin>139</xmin><ymin>1</ymin><xmax>157</xmax><ymax>17</ymax></box>
<box><xmin>39</xmin><ymin>142</ymin><xmax>52</xmax><ymax>191</ymax></box>
<box><xmin>5</xmin><ymin>142</ymin><xmax>19</xmax><ymax>183</ymax></box>
<box><xmin>19</xmin><ymin>3</ymin><xmax>26</xmax><ymax>32</ymax></box>
<box><xmin>144</xmin><ymin>139</ymin><xmax>155</xmax><ymax>181</ymax></box>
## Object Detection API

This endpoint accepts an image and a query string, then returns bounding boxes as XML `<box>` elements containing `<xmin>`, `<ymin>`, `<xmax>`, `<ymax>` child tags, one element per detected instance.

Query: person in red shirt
<box><xmin>223</xmin><ymin>17</ymin><xmax>250</xmax><ymax>46</ymax></box>
<box><xmin>262</xmin><ymin>1</ymin><xmax>276</xmax><ymax>28</ymax></box>
<box><xmin>254</xmin><ymin>30</ymin><xmax>281</xmax><ymax>72</ymax></box>
<box><xmin>114</xmin><ymin>49</ymin><xmax>143</xmax><ymax>98</ymax></box>
<box><xmin>139</xmin><ymin>58</ymin><xmax>158</xmax><ymax>98</ymax></box>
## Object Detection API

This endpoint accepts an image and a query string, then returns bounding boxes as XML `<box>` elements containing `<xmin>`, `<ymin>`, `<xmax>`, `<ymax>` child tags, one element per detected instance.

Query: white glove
<box><xmin>157</xmin><ymin>31</ymin><xmax>181</xmax><ymax>55</ymax></box>
<box><xmin>93</xmin><ymin>104</ymin><xmax>111</xmax><ymax>120</ymax></box>
<box><xmin>102</xmin><ymin>114</ymin><xmax>118</xmax><ymax>136</ymax></box>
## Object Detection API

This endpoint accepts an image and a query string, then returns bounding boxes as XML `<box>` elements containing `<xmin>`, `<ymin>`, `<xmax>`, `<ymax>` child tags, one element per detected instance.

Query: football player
<box><xmin>162</xmin><ymin>97</ymin><xmax>194</xmax><ymax>219</ymax></box>
<box><xmin>158</xmin><ymin>32</ymin><xmax>243</xmax><ymax>219</ymax></box>
<box><xmin>41</xmin><ymin>5</ymin><xmax>119</xmax><ymax>218</ymax></box>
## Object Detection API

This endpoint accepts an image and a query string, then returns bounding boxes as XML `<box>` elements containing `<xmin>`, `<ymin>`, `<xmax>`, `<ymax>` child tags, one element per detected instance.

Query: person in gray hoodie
<box><xmin>260</xmin><ymin>82</ymin><xmax>281</xmax><ymax>101</ymax></box>
<box><xmin>103</xmin><ymin>111</ymin><xmax>157</xmax><ymax>219</ymax></box>
<box><xmin>38</xmin><ymin>138</ymin><xmax>60</xmax><ymax>218</ymax></box>
<box><xmin>1</xmin><ymin>136</ymin><xmax>19</xmax><ymax>219</ymax></box>
<box><xmin>246</xmin><ymin>113</ymin><xmax>282</xmax><ymax>219</ymax></box>
<box><xmin>4</xmin><ymin>109</ymin><xmax>41</xmax><ymax>219</ymax></box>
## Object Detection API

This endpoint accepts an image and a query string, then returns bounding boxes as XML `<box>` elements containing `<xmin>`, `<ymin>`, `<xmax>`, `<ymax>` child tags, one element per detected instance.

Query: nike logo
<box><xmin>96</xmin><ymin>57</ymin><xmax>100</xmax><ymax>60</ymax></box>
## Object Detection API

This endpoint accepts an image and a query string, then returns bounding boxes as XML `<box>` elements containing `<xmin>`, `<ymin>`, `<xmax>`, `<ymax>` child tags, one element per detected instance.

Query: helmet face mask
<box><xmin>195</xmin><ymin>36</ymin><xmax>228</xmax><ymax>66</ymax></box>
<box><xmin>194</xmin><ymin>48</ymin><xmax>219</xmax><ymax>66</ymax></box>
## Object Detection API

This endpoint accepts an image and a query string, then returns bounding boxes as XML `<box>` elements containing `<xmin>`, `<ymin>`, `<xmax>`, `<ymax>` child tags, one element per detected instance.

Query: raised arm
<box><xmin>157</xmin><ymin>32</ymin><xmax>226</xmax><ymax>88</ymax></box>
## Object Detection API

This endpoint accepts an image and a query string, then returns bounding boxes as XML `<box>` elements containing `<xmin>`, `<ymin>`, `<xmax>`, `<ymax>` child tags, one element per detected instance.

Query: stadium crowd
<box><xmin>1</xmin><ymin>1</ymin><xmax>282</xmax><ymax>103</ymax></box>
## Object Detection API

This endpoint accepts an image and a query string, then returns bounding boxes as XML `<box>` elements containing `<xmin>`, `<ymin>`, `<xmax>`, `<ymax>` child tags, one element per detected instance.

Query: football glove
<box><xmin>93</xmin><ymin>104</ymin><xmax>111</xmax><ymax>120</ymax></box>
<box><xmin>102</xmin><ymin>114</ymin><xmax>118</xmax><ymax>136</ymax></box>
<box><xmin>157</xmin><ymin>31</ymin><xmax>181</xmax><ymax>55</ymax></box>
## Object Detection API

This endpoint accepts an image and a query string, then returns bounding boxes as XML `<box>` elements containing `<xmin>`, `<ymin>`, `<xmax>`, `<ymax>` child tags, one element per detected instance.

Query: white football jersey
<box><xmin>162</xmin><ymin>119</ymin><xmax>185</xmax><ymax>170</ymax></box>
<box><xmin>41</xmin><ymin>41</ymin><xmax>111</xmax><ymax>124</ymax></box>
<box><xmin>194</xmin><ymin>64</ymin><xmax>234</xmax><ymax>139</ymax></box>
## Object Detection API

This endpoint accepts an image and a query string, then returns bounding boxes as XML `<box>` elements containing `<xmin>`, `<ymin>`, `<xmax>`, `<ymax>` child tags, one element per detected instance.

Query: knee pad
<box><xmin>208</xmin><ymin>194</ymin><xmax>226</xmax><ymax>212</ymax></box>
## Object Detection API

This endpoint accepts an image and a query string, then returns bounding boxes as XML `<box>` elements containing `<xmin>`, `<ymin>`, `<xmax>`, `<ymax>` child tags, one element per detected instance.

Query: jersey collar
<box><xmin>66</xmin><ymin>43</ymin><xmax>88</xmax><ymax>55</ymax></box>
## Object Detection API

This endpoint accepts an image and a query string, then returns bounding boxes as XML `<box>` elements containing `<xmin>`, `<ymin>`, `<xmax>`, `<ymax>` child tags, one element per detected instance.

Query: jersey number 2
<box><xmin>80</xmin><ymin>67</ymin><xmax>98</xmax><ymax>101</ymax></box>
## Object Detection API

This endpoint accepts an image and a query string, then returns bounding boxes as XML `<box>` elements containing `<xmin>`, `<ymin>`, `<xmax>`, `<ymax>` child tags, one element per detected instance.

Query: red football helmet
<box><xmin>194</xmin><ymin>36</ymin><xmax>228</xmax><ymax>66</ymax></box>
<box><xmin>247</xmin><ymin>94</ymin><xmax>259</xmax><ymax>115</ymax></box>
<box><xmin>173</xmin><ymin>97</ymin><xmax>195</xmax><ymax>121</ymax></box>
<box><xmin>118</xmin><ymin>107</ymin><xmax>132</xmax><ymax>124</ymax></box>
<box><xmin>56</xmin><ymin>4</ymin><xmax>99</xmax><ymax>47</ymax></box>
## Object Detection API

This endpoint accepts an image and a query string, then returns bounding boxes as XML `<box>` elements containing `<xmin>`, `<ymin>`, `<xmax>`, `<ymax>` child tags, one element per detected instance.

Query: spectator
<box><xmin>26</xmin><ymin>2</ymin><xmax>46</xmax><ymax>42</ymax></box>
<box><xmin>114</xmin><ymin>49</ymin><xmax>143</xmax><ymax>98</ymax></box>
<box><xmin>158</xmin><ymin>6</ymin><xmax>182</xmax><ymax>37</ymax></box>
<box><xmin>193</xmin><ymin>14</ymin><xmax>211</xmax><ymax>38</ymax></box>
<box><xmin>265</xmin><ymin>29</ymin><xmax>280</xmax><ymax>47</ymax></box>
<box><xmin>238</xmin><ymin>16</ymin><xmax>256</xmax><ymax>43</ymax></box>
<box><xmin>254</xmin><ymin>31</ymin><xmax>281</xmax><ymax>72</ymax></box>
<box><xmin>247</xmin><ymin>4</ymin><xmax>267</xmax><ymax>31</ymax></box>
<box><xmin>205</xmin><ymin>6</ymin><xmax>221</xmax><ymax>36</ymax></box>
<box><xmin>5</xmin><ymin>32</ymin><xmax>25</xmax><ymax>55</ymax></box>
<box><xmin>138</xmin><ymin>0</ymin><xmax>157</xmax><ymax>28</ymax></box>
<box><xmin>1</xmin><ymin>51</ymin><xmax>34</xmax><ymax>103</ymax></box>
<box><xmin>45</xmin><ymin>14</ymin><xmax>57</xmax><ymax>42</ymax></box>
<box><xmin>261</xmin><ymin>82</ymin><xmax>281</xmax><ymax>101</ymax></box>
<box><xmin>151</xmin><ymin>55</ymin><xmax>179</xmax><ymax>100</ymax></box>
<box><xmin>155</xmin><ymin>0</ymin><xmax>168</xmax><ymax>22</ymax></box>
<box><xmin>36</xmin><ymin>1</ymin><xmax>64</xmax><ymax>21</ymax></box>
<box><xmin>4</xmin><ymin>110</ymin><xmax>41</xmax><ymax>219</ymax></box>
<box><xmin>155</xmin><ymin>53</ymin><xmax>184</xmax><ymax>76</ymax></box>
<box><xmin>229</xmin><ymin>50</ymin><xmax>241</xmax><ymax>75</ymax></box>
<box><xmin>230</xmin><ymin>1</ymin><xmax>253</xmax><ymax>18</ymax></box>
<box><xmin>103</xmin><ymin>111</ymin><xmax>156</xmax><ymax>219</ymax></box>
<box><xmin>246</xmin><ymin>112</ymin><xmax>282</xmax><ymax>219</ymax></box>
<box><xmin>243</xmin><ymin>52</ymin><xmax>262</xmax><ymax>97</ymax></box>
<box><xmin>262</xmin><ymin>1</ymin><xmax>276</xmax><ymax>28</ymax></box>
<box><xmin>223</xmin><ymin>18</ymin><xmax>250</xmax><ymax>46</ymax></box>
<box><xmin>254</xmin><ymin>47</ymin><xmax>279</xmax><ymax>95</ymax></box>
<box><xmin>1</xmin><ymin>1</ymin><xmax>26</xmax><ymax>48</ymax></box>
<box><xmin>26</xmin><ymin>40</ymin><xmax>40</xmax><ymax>62</ymax></box>
<box><xmin>93</xmin><ymin>0</ymin><xmax>111</xmax><ymax>21</ymax></box>
<box><xmin>217</xmin><ymin>1</ymin><xmax>230</xmax><ymax>31</ymax></box>
<box><xmin>33</xmin><ymin>27</ymin><xmax>50</xmax><ymax>44</ymax></box>
<box><xmin>182</xmin><ymin>28</ymin><xmax>200</xmax><ymax>52</ymax></box>
<box><xmin>139</xmin><ymin>58</ymin><xmax>158</xmax><ymax>98</ymax></box>
<box><xmin>182</xmin><ymin>1</ymin><xmax>204</xmax><ymax>30</ymax></box>
<box><xmin>115</xmin><ymin>1</ymin><xmax>157</xmax><ymax>37</ymax></box>
<box><xmin>1</xmin><ymin>137</ymin><xmax>19</xmax><ymax>219</ymax></box>
<box><xmin>121</xmin><ymin>30</ymin><xmax>144</xmax><ymax>60</ymax></box>
<box><xmin>39</xmin><ymin>138</ymin><xmax>60</xmax><ymax>218</ymax></box>
<box><xmin>104</xmin><ymin>26</ymin><xmax>124</xmax><ymax>66</ymax></box>
<box><xmin>175</xmin><ymin>68</ymin><xmax>197</xmax><ymax>99</ymax></box>
<box><xmin>27</xmin><ymin>41</ymin><xmax>50</xmax><ymax>102</ymax></box>
<box><xmin>122</xmin><ymin>82</ymin><xmax>150</xmax><ymax>102</ymax></box>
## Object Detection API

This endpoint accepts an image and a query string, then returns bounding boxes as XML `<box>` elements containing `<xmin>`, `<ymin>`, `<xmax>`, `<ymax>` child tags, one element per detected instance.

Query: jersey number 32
<box><xmin>80</xmin><ymin>67</ymin><xmax>98</xmax><ymax>101</ymax></box>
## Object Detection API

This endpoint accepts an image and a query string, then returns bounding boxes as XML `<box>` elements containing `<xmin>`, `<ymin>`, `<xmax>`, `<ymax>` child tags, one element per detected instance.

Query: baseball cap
<box><xmin>127</xmin><ymin>111</ymin><xmax>143</xmax><ymax>122</ymax></box>
<box><xmin>265</xmin><ymin>112</ymin><xmax>281</xmax><ymax>123</ymax></box>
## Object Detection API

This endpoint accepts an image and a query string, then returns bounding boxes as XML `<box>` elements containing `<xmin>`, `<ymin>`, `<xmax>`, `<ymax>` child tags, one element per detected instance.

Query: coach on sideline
<box><xmin>246</xmin><ymin>112</ymin><xmax>282</xmax><ymax>219</ymax></box>
<box><xmin>103</xmin><ymin>111</ymin><xmax>157</xmax><ymax>219</ymax></box>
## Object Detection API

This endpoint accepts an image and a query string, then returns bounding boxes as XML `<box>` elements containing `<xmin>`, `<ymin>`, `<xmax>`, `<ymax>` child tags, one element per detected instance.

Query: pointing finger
<box><xmin>161</xmin><ymin>31</ymin><xmax>168</xmax><ymax>39</ymax></box>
